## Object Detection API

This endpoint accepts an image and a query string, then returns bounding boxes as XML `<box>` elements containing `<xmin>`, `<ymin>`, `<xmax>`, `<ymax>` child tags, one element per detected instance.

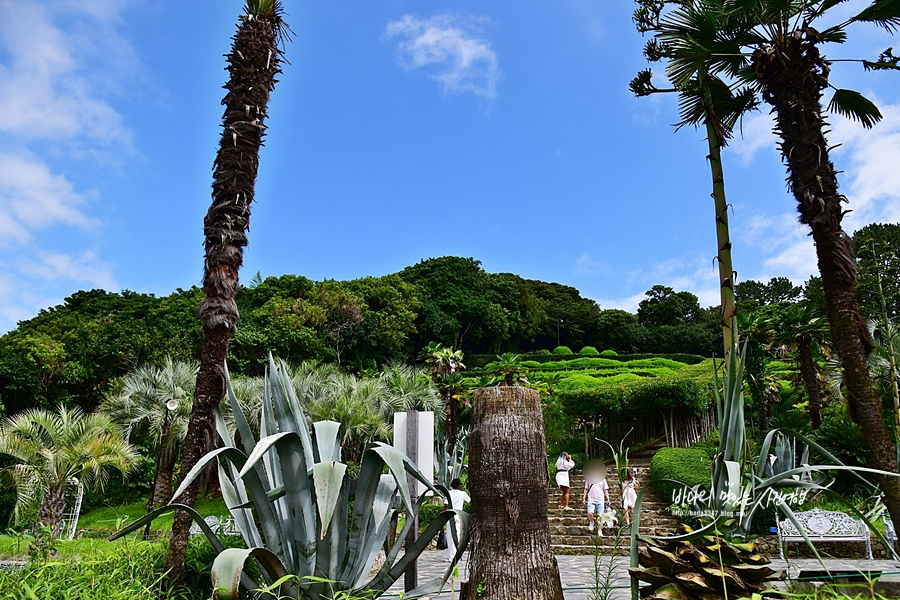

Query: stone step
<box><xmin>549</xmin><ymin>525</ymin><xmax>675</xmax><ymax>536</ymax></box>
<box><xmin>548</xmin><ymin>518</ymin><xmax>679</xmax><ymax>529</ymax></box>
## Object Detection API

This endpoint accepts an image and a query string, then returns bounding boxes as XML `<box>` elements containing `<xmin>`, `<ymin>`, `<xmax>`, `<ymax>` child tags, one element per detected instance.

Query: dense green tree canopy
<box><xmin>735</xmin><ymin>277</ymin><xmax>802</xmax><ymax>313</ymax></box>
<box><xmin>11</xmin><ymin>244</ymin><xmax>900</xmax><ymax>417</ymax></box>
<box><xmin>854</xmin><ymin>223</ymin><xmax>900</xmax><ymax>318</ymax></box>
<box><xmin>637</xmin><ymin>285</ymin><xmax>703</xmax><ymax>327</ymax></box>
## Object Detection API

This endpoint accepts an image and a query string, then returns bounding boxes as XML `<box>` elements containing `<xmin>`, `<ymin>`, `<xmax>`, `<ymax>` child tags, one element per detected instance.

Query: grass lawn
<box><xmin>76</xmin><ymin>496</ymin><xmax>229</xmax><ymax>534</ymax></box>
<box><xmin>0</xmin><ymin>535</ymin><xmax>159</xmax><ymax>560</ymax></box>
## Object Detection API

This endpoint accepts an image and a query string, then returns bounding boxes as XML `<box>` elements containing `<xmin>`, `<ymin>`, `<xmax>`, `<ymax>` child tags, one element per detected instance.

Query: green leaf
<box><xmin>827</xmin><ymin>89</ymin><xmax>883</xmax><ymax>128</ymax></box>
<box><xmin>852</xmin><ymin>0</ymin><xmax>900</xmax><ymax>32</ymax></box>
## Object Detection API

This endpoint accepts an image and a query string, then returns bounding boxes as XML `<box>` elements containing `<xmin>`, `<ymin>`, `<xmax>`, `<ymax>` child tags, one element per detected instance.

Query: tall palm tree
<box><xmin>0</xmin><ymin>406</ymin><xmax>139</xmax><ymax>537</ymax></box>
<box><xmin>168</xmin><ymin>0</ymin><xmax>287</xmax><ymax>581</ymax></box>
<box><xmin>769</xmin><ymin>303</ymin><xmax>831</xmax><ymax>428</ymax></box>
<box><xmin>419</xmin><ymin>342</ymin><xmax>466</xmax><ymax>448</ymax></box>
<box><xmin>657</xmin><ymin>0</ymin><xmax>900</xmax><ymax>523</ymax></box>
<box><xmin>101</xmin><ymin>357</ymin><xmax>197</xmax><ymax>513</ymax></box>
<box><xmin>632</xmin><ymin>0</ymin><xmax>759</xmax><ymax>355</ymax></box>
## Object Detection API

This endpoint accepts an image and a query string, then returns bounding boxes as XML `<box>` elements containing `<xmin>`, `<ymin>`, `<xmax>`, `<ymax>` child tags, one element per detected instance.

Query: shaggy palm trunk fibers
<box><xmin>753</xmin><ymin>31</ymin><xmax>900</xmax><ymax>525</ymax></box>
<box><xmin>466</xmin><ymin>386</ymin><xmax>564</xmax><ymax>600</ymax></box>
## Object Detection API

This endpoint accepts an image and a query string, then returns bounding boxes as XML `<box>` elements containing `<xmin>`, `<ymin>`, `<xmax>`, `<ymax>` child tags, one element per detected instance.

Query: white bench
<box><xmin>884</xmin><ymin>516</ymin><xmax>896</xmax><ymax>552</ymax></box>
<box><xmin>777</xmin><ymin>507</ymin><xmax>872</xmax><ymax>560</ymax></box>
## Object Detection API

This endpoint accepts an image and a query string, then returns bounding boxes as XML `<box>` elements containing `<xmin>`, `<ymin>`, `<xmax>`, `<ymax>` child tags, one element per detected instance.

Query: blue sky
<box><xmin>1</xmin><ymin>0</ymin><xmax>899</xmax><ymax>333</ymax></box>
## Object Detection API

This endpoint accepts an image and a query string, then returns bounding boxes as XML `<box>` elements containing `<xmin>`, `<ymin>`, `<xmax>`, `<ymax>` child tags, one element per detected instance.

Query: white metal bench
<box><xmin>884</xmin><ymin>516</ymin><xmax>896</xmax><ymax>551</ymax></box>
<box><xmin>777</xmin><ymin>507</ymin><xmax>872</xmax><ymax>560</ymax></box>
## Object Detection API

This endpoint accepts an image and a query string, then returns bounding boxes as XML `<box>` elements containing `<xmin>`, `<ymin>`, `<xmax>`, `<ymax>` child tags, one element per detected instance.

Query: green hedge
<box><xmin>650</xmin><ymin>446</ymin><xmax>715</xmax><ymax>506</ymax></box>
<box><xmin>558</xmin><ymin>378</ymin><xmax>712</xmax><ymax>419</ymax></box>
<box><xmin>579</xmin><ymin>346</ymin><xmax>600</xmax><ymax>355</ymax></box>
<box><xmin>418</xmin><ymin>501</ymin><xmax>445</xmax><ymax>532</ymax></box>
<box><xmin>466</xmin><ymin>352</ymin><xmax>705</xmax><ymax>369</ymax></box>
<box><xmin>600</xmin><ymin>349</ymin><xmax>618</xmax><ymax>357</ymax></box>
<box><xmin>553</xmin><ymin>346</ymin><xmax>574</xmax><ymax>355</ymax></box>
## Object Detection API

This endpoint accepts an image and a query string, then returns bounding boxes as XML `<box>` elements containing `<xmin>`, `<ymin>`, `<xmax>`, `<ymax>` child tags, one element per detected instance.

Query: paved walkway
<box><xmin>384</xmin><ymin>552</ymin><xmax>900</xmax><ymax>599</ymax></box>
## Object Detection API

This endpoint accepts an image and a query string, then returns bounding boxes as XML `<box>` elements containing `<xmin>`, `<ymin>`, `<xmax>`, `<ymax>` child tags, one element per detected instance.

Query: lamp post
<box><xmin>557</xmin><ymin>319</ymin><xmax>564</xmax><ymax>348</ymax></box>
<box><xmin>144</xmin><ymin>398</ymin><xmax>179</xmax><ymax>540</ymax></box>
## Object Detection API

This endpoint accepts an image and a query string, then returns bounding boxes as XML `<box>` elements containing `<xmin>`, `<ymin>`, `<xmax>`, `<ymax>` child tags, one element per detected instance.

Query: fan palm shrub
<box><xmin>0</xmin><ymin>405</ymin><xmax>139</xmax><ymax>537</ymax></box>
<box><xmin>101</xmin><ymin>357</ymin><xmax>198</xmax><ymax>511</ymax></box>
<box><xmin>112</xmin><ymin>357</ymin><xmax>466</xmax><ymax>599</ymax></box>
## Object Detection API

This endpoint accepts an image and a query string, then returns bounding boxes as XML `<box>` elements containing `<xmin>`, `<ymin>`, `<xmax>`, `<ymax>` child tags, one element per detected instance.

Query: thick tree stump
<box><xmin>466</xmin><ymin>386</ymin><xmax>564</xmax><ymax>600</ymax></box>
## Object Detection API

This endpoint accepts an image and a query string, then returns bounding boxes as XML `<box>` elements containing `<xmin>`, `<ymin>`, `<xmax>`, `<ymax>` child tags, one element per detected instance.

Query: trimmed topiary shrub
<box><xmin>553</xmin><ymin>346</ymin><xmax>573</xmax><ymax>355</ymax></box>
<box><xmin>534</xmin><ymin>349</ymin><xmax>552</xmax><ymax>355</ymax></box>
<box><xmin>600</xmin><ymin>349</ymin><xmax>619</xmax><ymax>357</ymax></box>
<box><xmin>579</xmin><ymin>346</ymin><xmax>600</xmax><ymax>355</ymax></box>
<box><xmin>650</xmin><ymin>446</ymin><xmax>715</xmax><ymax>506</ymax></box>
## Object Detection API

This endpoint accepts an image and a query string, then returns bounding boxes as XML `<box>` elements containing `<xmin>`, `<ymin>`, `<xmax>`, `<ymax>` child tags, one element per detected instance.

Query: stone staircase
<box><xmin>548</xmin><ymin>451</ymin><xmax>680</xmax><ymax>555</ymax></box>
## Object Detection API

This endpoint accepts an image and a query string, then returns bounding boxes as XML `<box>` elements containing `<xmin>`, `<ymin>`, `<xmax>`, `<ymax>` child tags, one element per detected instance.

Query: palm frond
<box><xmin>863</xmin><ymin>47</ymin><xmax>900</xmax><ymax>71</ymax></box>
<box><xmin>827</xmin><ymin>89</ymin><xmax>883</xmax><ymax>128</ymax></box>
<box><xmin>852</xmin><ymin>0</ymin><xmax>900</xmax><ymax>32</ymax></box>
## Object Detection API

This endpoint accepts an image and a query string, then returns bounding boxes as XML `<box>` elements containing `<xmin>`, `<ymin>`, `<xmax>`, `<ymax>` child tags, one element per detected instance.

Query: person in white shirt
<box><xmin>583</xmin><ymin>477</ymin><xmax>609</xmax><ymax>533</ymax></box>
<box><xmin>445</xmin><ymin>478</ymin><xmax>470</xmax><ymax>561</ymax></box>
<box><xmin>555</xmin><ymin>452</ymin><xmax>576</xmax><ymax>509</ymax></box>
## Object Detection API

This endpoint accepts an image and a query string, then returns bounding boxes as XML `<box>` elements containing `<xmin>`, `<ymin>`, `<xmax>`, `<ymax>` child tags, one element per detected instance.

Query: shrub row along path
<box><xmin>548</xmin><ymin>444</ymin><xmax>679</xmax><ymax>555</ymax></box>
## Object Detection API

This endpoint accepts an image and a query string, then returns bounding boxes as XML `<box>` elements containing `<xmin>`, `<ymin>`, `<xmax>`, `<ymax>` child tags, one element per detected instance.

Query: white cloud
<box><xmin>597</xmin><ymin>291</ymin><xmax>646</xmax><ymax>313</ymax></box>
<box><xmin>0</xmin><ymin>153</ymin><xmax>98</xmax><ymax>245</ymax></box>
<box><xmin>573</xmin><ymin>253</ymin><xmax>611</xmax><ymax>276</ymax></box>
<box><xmin>20</xmin><ymin>251</ymin><xmax>117</xmax><ymax>289</ymax></box>
<box><xmin>830</xmin><ymin>102</ymin><xmax>900</xmax><ymax>231</ymax></box>
<box><xmin>0</xmin><ymin>0</ymin><xmax>132</xmax><ymax>145</ymax></box>
<box><xmin>386</xmin><ymin>14</ymin><xmax>501</xmax><ymax>99</ymax></box>
<box><xmin>595</xmin><ymin>253</ymin><xmax>723</xmax><ymax>313</ymax></box>
<box><xmin>0</xmin><ymin>0</ymin><xmax>135</xmax><ymax>332</ymax></box>
<box><xmin>728</xmin><ymin>112</ymin><xmax>776</xmax><ymax>165</ymax></box>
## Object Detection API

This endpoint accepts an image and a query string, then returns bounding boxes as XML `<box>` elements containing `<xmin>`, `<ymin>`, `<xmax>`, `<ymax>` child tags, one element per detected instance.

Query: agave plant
<box><xmin>111</xmin><ymin>356</ymin><xmax>467</xmax><ymax>599</ymax></box>
<box><xmin>629</xmin><ymin>335</ymin><xmax>898</xmax><ymax>600</ymax></box>
<box><xmin>434</xmin><ymin>426</ymin><xmax>469</xmax><ymax>490</ymax></box>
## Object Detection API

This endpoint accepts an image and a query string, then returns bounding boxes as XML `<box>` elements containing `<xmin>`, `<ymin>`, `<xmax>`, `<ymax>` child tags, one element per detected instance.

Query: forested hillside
<box><xmin>1</xmin><ymin>221</ymin><xmax>897</xmax><ymax>418</ymax></box>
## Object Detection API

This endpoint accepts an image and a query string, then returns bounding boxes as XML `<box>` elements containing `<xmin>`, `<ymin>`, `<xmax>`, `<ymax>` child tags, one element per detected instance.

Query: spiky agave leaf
<box><xmin>113</xmin><ymin>357</ymin><xmax>467</xmax><ymax>599</ymax></box>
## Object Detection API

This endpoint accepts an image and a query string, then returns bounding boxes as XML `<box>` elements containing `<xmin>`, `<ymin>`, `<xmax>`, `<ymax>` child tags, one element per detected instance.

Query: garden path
<box><xmin>385</xmin><ymin>552</ymin><xmax>900</xmax><ymax>599</ymax></box>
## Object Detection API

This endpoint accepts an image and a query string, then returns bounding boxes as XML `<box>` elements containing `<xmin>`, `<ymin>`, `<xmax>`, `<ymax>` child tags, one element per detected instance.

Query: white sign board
<box><xmin>393</xmin><ymin>411</ymin><xmax>434</xmax><ymax>497</ymax></box>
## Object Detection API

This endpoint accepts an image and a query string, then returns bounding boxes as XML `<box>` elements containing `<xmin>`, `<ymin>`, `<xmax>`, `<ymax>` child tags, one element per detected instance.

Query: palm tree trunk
<box><xmin>165</xmin><ymin>4</ymin><xmax>283</xmax><ymax>584</ymax></box>
<box><xmin>797</xmin><ymin>337</ymin><xmax>823</xmax><ymax>428</ymax></box>
<box><xmin>704</xmin><ymin>110</ymin><xmax>736</xmax><ymax>355</ymax></box>
<box><xmin>144</xmin><ymin>448</ymin><xmax>176</xmax><ymax>539</ymax></box>
<box><xmin>466</xmin><ymin>386</ymin><xmax>564</xmax><ymax>600</ymax></box>
<box><xmin>754</xmin><ymin>34</ymin><xmax>900</xmax><ymax>525</ymax></box>
<box><xmin>150</xmin><ymin>449</ymin><xmax>177</xmax><ymax>510</ymax></box>
<box><xmin>445</xmin><ymin>390</ymin><xmax>458</xmax><ymax>451</ymax></box>
<box><xmin>37</xmin><ymin>485</ymin><xmax>67</xmax><ymax>539</ymax></box>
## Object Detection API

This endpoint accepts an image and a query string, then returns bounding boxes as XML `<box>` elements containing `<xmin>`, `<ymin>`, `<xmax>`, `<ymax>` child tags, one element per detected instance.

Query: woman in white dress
<box><xmin>622</xmin><ymin>468</ymin><xmax>640</xmax><ymax>525</ymax></box>
<box><xmin>555</xmin><ymin>452</ymin><xmax>576</xmax><ymax>509</ymax></box>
